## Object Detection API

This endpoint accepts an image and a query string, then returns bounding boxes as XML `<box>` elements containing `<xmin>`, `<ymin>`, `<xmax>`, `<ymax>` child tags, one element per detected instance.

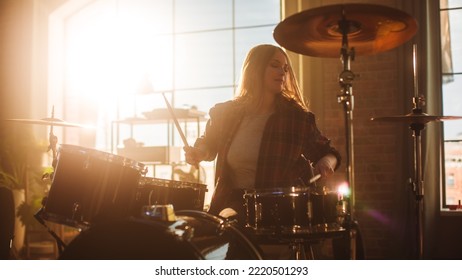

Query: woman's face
<box><xmin>263</xmin><ymin>50</ymin><xmax>288</xmax><ymax>95</ymax></box>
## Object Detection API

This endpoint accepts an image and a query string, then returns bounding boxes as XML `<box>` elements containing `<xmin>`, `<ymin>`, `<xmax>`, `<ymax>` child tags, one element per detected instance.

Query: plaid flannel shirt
<box><xmin>195</xmin><ymin>95</ymin><xmax>341</xmax><ymax>214</ymax></box>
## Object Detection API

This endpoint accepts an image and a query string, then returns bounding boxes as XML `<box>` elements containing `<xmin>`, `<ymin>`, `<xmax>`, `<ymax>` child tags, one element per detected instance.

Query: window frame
<box><xmin>439</xmin><ymin>2</ymin><xmax>462</xmax><ymax>209</ymax></box>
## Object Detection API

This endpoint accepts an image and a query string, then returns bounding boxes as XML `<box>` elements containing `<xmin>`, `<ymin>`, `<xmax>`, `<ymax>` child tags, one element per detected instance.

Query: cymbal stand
<box><xmin>336</xmin><ymin>13</ymin><xmax>357</xmax><ymax>258</ymax></box>
<box><xmin>46</xmin><ymin>106</ymin><xmax>59</xmax><ymax>168</ymax></box>
<box><xmin>38</xmin><ymin>106</ymin><xmax>67</xmax><ymax>254</ymax></box>
<box><xmin>409</xmin><ymin>44</ymin><xmax>425</xmax><ymax>259</ymax></box>
<box><xmin>408</xmin><ymin>100</ymin><xmax>425</xmax><ymax>260</ymax></box>
<box><xmin>34</xmin><ymin>208</ymin><xmax>66</xmax><ymax>255</ymax></box>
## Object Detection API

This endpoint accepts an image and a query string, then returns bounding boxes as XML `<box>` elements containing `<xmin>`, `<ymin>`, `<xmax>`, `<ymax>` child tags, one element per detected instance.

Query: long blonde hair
<box><xmin>234</xmin><ymin>44</ymin><xmax>307</xmax><ymax>110</ymax></box>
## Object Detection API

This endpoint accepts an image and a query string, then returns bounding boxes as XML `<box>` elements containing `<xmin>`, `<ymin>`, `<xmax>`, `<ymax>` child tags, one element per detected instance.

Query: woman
<box><xmin>185</xmin><ymin>44</ymin><xmax>341</xmax><ymax>223</ymax></box>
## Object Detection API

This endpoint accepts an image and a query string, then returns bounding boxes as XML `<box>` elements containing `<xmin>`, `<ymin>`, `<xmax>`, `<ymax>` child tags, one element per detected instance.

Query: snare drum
<box><xmin>244</xmin><ymin>186</ymin><xmax>345</xmax><ymax>236</ymax></box>
<box><xmin>133</xmin><ymin>177</ymin><xmax>207</xmax><ymax>214</ymax></box>
<box><xmin>310</xmin><ymin>189</ymin><xmax>346</xmax><ymax>232</ymax></box>
<box><xmin>41</xmin><ymin>145</ymin><xmax>145</xmax><ymax>228</ymax></box>
<box><xmin>59</xmin><ymin>210</ymin><xmax>263</xmax><ymax>260</ymax></box>
<box><xmin>244</xmin><ymin>187</ymin><xmax>311</xmax><ymax>235</ymax></box>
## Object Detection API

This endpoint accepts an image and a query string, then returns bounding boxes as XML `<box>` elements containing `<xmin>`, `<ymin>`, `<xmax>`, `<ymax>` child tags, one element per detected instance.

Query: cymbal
<box><xmin>273</xmin><ymin>3</ymin><xmax>418</xmax><ymax>57</ymax></box>
<box><xmin>371</xmin><ymin>113</ymin><xmax>462</xmax><ymax>124</ymax></box>
<box><xmin>4</xmin><ymin>118</ymin><xmax>94</xmax><ymax>128</ymax></box>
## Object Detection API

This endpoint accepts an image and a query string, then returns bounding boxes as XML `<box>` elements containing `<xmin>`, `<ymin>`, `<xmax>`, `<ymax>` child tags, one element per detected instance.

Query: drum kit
<box><xmin>3</xmin><ymin>3</ymin><xmax>461</xmax><ymax>260</ymax></box>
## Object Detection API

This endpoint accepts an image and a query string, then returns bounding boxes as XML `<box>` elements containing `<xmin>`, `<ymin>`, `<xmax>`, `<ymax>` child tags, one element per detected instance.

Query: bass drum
<box><xmin>59</xmin><ymin>210</ymin><xmax>263</xmax><ymax>260</ymax></box>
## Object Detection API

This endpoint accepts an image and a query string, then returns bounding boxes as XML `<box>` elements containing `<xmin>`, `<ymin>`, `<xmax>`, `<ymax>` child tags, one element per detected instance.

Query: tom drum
<box><xmin>133</xmin><ymin>177</ymin><xmax>207</xmax><ymax>213</ymax></box>
<box><xmin>41</xmin><ymin>144</ymin><xmax>145</xmax><ymax>228</ymax></box>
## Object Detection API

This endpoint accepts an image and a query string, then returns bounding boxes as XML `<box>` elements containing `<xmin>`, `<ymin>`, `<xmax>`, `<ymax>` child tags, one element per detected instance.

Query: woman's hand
<box><xmin>314</xmin><ymin>154</ymin><xmax>337</xmax><ymax>178</ymax></box>
<box><xmin>184</xmin><ymin>146</ymin><xmax>206</xmax><ymax>167</ymax></box>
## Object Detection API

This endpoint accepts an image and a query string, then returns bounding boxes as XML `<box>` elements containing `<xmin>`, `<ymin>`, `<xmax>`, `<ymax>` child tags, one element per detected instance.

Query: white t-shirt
<box><xmin>226</xmin><ymin>112</ymin><xmax>272</xmax><ymax>189</ymax></box>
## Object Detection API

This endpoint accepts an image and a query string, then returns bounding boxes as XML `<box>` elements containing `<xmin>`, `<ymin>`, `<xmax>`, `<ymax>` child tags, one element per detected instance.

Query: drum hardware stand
<box><xmin>47</xmin><ymin>106</ymin><xmax>59</xmax><ymax>169</ymax></box>
<box><xmin>410</xmin><ymin>45</ymin><xmax>424</xmax><ymax>259</ymax></box>
<box><xmin>287</xmin><ymin>239</ymin><xmax>315</xmax><ymax>260</ymax></box>
<box><xmin>372</xmin><ymin>45</ymin><xmax>435</xmax><ymax>259</ymax></box>
<box><xmin>373</xmin><ymin>94</ymin><xmax>426</xmax><ymax>260</ymax></box>
<box><xmin>336</xmin><ymin>13</ymin><xmax>358</xmax><ymax>260</ymax></box>
<box><xmin>33</xmin><ymin>207</ymin><xmax>67</xmax><ymax>255</ymax></box>
<box><xmin>402</xmin><ymin>52</ymin><xmax>427</xmax><ymax>258</ymax></box>
<box><xmin>408</xmin><ymin>101</ymin><xmax>425</xmax><ymax>260</ymax></box>
<box><xmin>288</xmin><ymin>239</ymin><xmax>307</xmax><ymax>260</ymax></box>
<box><xmin>37</xmin><ymin>106</ymin><xmax>67</xmax><ymax>256</ymax></box>
<box><xmin>371</xmin><ymin>94</ymin><xmax>462</xmax><ymax>260</ymax></box>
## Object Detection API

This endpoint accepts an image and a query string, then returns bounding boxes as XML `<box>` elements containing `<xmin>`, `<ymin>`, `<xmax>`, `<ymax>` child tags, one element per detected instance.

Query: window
<box><xmin>50</xmin><ymin>0</ymin><xmax>280</xmax><ymax>148</ymax></box>
<box><xmin>49</xmin><ymin>0</ymin><xmax>281</xmax><ymax>206</ymax></box>
<box><xmin>446</xmin><ymin>173</ymin><xmax>455</xmax><ymax>187</ymax></box>
<box><xmin>440</xmin><ymin>0</ymin><xmax>462</xmax><ymax>208</ymax></box>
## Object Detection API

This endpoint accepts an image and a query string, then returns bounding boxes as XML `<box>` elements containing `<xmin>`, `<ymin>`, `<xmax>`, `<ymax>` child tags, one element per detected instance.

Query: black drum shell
<box><xmin>42</xmin><ymin>145</ymin><xmax>144</xmax><ymax>228</ymax></box>
<box><xmin>244</xmin><ymin>188</ymin><xmax>310</xmax><ymax>234</ymax></box>
<box><xmin>244</xmin><ymin>187</ymin><xmax>345</xmax><ymax>235</ymax></box>
<box><xmin>132</xmin><ymin>177</ymin><xmax>207</xmax><ymax>215</ymax></box>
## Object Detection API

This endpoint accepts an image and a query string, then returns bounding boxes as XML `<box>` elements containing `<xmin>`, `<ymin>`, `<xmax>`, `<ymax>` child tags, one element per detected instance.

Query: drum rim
<box><xmin>41</xmin><ymin>211</ymin><xmax>90</xmax><ymax>229</ymax></box>
<box><xmin>58</xmin><ymin>144</ymin><xmax>145</xmax><ymax>171</ymax></box>
<box><xmin>139</xmin><ymin>177</ymin><xmax>208</xmax><ymax>190</ymax></box>
<box><xmin>247</xmin><ymin>223</ymin><xmax>346</xmax><ymax>235</ymax></box>
<box><xmin>244</xmin><ymin>186</ymin><xmax>311</xmax><ymax>196</ymax></box>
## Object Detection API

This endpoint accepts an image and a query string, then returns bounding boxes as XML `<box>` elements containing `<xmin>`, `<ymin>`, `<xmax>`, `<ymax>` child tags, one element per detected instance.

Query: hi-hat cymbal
<box><xmin>371</xmin><ymin>113</ymin><xmax>462</xmax><ymax>124</ymax></box>
<box><xmin>4</xmin><ymin>118</ymin><xmax>94</xmax><ymax>128</ymax></box>
<box><xmin>274</xmin><ymin>3</ymin><xmax>418</xmax><ymax>57</ymax></box>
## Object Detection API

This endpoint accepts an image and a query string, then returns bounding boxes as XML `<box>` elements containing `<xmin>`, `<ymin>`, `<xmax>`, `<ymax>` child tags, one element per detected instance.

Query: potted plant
<box><xmin>0</xmin><ymin>123</ymin><xmax>48</xmax><ymax>258</ymax></box>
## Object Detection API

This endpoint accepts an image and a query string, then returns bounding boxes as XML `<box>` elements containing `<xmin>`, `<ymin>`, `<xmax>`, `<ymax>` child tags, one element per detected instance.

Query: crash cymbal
<box><xmin>371</xmin><ymin>113</ymin><xmax>462</xmax><ymax>124</ymax></box>
<box><xmin>274</xmin><ymin>3</ymin><xmax>418</xmax><ymax>57</ymax></box>
<box><xmin>5</xmin><ymin>118</ymin><xmax>94</xmax><ymax>128</ymax></box>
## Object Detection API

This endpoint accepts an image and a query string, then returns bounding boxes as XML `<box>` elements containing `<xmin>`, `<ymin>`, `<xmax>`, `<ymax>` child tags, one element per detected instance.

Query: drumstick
<box><xmin>161</xmin><ymin>93</ymin><xmax>201</xmax><ymax>171</ymax></box>
<box><xmin>301</xmin><ymin>154</ymin><xmax>320</xmax><ymax>185</ymax></box>
<box><xmin>161</xmin><ymin>93</ymin><xmax>190</xmax><ymax>148</ymax></box>
<box><xmin>309</xmin><ymin>174</ymin><xmax>321</xmax><ymax>184</ymax></box>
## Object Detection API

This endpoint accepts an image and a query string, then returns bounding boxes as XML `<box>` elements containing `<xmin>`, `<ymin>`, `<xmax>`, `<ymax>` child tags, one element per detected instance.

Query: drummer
<box><xmin>184</xmin><ymin>44</ymin><xmax>341</xmax><ymax>224</ymax></box>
